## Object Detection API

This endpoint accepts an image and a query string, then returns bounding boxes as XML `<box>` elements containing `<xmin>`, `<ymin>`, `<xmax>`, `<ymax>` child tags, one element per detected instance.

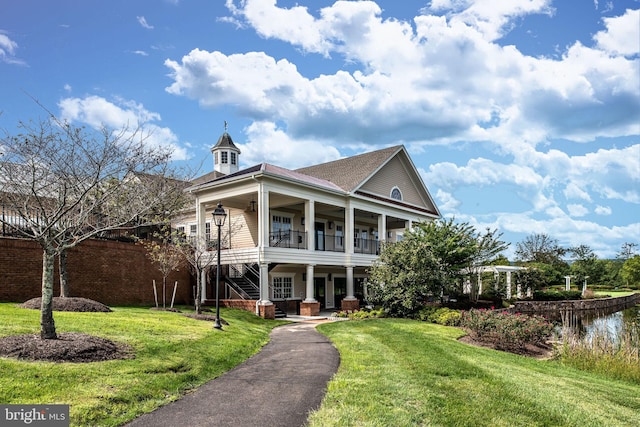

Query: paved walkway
<box><xmin>124</xmin><ymin>319</ymin><xmax>340</xmax><ymax>427</ymax></box>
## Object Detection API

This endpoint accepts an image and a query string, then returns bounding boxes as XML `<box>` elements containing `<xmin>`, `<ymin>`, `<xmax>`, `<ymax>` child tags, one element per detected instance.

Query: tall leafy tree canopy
<box><xmin>368</xmin><ymin>218</ymin><xmax>508</xmax><ymax>317</ymax></box>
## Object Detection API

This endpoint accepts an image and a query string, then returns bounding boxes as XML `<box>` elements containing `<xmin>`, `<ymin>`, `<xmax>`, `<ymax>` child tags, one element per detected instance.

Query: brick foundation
<box><xmin>340</xmin><ymin>298</ymin><xmax>360</xmax><ymax>312</ymax></box>
<box><xmin>258</xmin><ymin>303</ymin><xmax>275</xmax><ymax>320</ymax></box>
<box><xmin>300</xmin><ymin>301</ymin><xmax>320</xmax><ymax>316</ymax></box>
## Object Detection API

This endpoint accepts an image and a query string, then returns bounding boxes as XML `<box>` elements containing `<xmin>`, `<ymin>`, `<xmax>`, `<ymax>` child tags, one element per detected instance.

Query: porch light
<box><xmin>212</xmin><ymin>202</ymin><xmax>227</xmax><ymax>330</ymax></box>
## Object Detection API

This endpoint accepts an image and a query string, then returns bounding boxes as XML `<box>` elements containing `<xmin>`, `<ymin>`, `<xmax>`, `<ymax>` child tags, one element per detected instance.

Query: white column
<box><xmin>378</xmin><ymin>214</ymin><xmax>386</xmax><ymax>245</ymax></box>
<box><xmin>345</xmin><ymin>203</ymin><xmax>354</xmax><ymax>255</ymax></box>
<box><xmin>345</xmin><ymin>265</ymin><xmax>356</xmax><ymax>300</ymax></box>
<box><xmin>258</xmin><ymin>187</ymin><xmax>269</xmax><ymax>249</ymax></box>
<box><xmin>565</xmin><ymin>276</ymin><xmax>571</xmax><ymax>291</ymax></box>
<box><xmin>517</xmin><ymin>282</ymin><xmax>522</xmax><ymax>299</ymax></box>
<box><xmin>259</xmin><ymin>262</ymin><xmax>271</xmax><ymax>304</ymax></box>
<box><xmin>477</xmin><ymin>273</ymin><xmax>483</xmax><ymax>296</ymax></box>
<box><xmin>506</xmin><ymin>271</ymin><xmax>512</xmax><ymax>300</ymax></box>
<box><xmin>305</xmin><ymin>264</ymin><xmax>316</xmax><ymax>302</ymax></box>
<box><xmin>195</xmin><ymin>198</ymin><xmax>207</xmax><ymax>251</ymax></box>
<box><xmin>305</xmin><ymin>199</ymin><xmax>315</xmax><ymax>250</ymax></box>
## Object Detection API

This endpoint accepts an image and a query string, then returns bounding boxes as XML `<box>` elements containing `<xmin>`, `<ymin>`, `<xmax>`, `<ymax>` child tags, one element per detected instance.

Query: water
<box><xmin>583</xmin><ymin>305</ymin><xmax>639</xmax><ymax>342</ymax></box>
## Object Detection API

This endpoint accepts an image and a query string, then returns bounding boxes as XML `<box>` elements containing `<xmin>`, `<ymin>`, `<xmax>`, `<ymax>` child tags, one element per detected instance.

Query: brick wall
<box><xmin>0</xmin><ymin>237</ymin><xmax>193</xmax><ymax>305</ymax></box>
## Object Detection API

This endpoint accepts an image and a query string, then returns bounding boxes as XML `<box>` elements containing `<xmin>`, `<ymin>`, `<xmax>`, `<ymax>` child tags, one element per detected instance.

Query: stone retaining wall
<box><xmin>510</xmin><ymin>293</ymin><xmax>640</xmax><ymax>316</ymax></box>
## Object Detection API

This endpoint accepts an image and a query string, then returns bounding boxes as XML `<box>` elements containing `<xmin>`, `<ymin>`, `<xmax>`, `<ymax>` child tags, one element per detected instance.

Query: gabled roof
<box><xmin>295</xmin><ymin>145</ymin><xmax>401</xmax><ymax>192</ymax></box>
<box><xmin>187</xmin><ymin>163</ymin><xmax>343</xmax><ymax>193</ymax></box>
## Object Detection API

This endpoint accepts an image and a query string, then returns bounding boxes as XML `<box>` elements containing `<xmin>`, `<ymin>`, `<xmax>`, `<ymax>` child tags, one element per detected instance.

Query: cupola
<box><xmin>211</xmin><ymin>121</ymin><xmax>241</xmax><ymax>175</ymax></box>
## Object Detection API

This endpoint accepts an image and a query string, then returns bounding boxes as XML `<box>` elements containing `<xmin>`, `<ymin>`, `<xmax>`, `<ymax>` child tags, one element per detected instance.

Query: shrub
<box><xmin>533</xmin><ymin>290</ymin><xmax>583</xmax><ymax>301</ymax></box>
<box><xmin>459</xmin><ymin>309</ymin><xmax>554</xmax><ymax>351</ymax></box>
<box><xmin>348</xmin><ymin>307</ymin><xmax>386</xmax><ymax>320</ymax></box>
<box><xmin>428</xmin><ymin>307</ymin><xmax>462</xmax><ymax>326</ymax></box>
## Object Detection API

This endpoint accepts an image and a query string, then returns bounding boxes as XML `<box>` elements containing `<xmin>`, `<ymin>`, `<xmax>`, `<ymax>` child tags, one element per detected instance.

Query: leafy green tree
<box><xmin>514</xmin><ymin>233</ymin><xmax>569</xmax><ymax>287</ymax></box>
<box><xmin>569</xmin><ymin>245</ymin><xmax>605</xmax><ymax>290</ymax></box>
<box><xmin>617</xmin><ymin>242</ymin><xmax>638</xmax><ymax>260</ymax></box>
<box><xmin>621</xmin><ymin>255</ymin><xmax>640</xmax><ymax>289</ymax></box>
<box><xmin>368</xmin><ymin>218</ymin><xmax>508</xmax><ymax>316</ymax></box>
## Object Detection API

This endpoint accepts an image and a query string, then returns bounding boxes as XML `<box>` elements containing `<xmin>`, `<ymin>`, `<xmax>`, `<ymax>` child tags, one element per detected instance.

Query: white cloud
<box><xmin>567</xmin><ymin>204</ymin><xmax>589</xmax><ymax>217</ymax></box>
<box><xmin>58</xmin><ymin>96</ymin><xmax>189</xmax><ymax>161</ymax></box>
<box><xmin>132</xmin><ymin>50</ymin><xmax>149</xmax><ymax>56</ymax></box>
<box><xmin>434</xmin><ymin>189</ymin><xmax>461</xmax><ymax>211</ymax></box>
<box><xmin>594</xmin><ymin>9</ymin><xmax>640</xmax><ymax>57</ymax></box>
<box><xmin>236</xmin><ymin>121</ymin><xmax>341</xmax><ymax>169</ymax></box>
<box><xmin>63</xmin><ymin>83</ymin><xmax>72</xmax><ymax>92</ymax></box>
<box><xmin>595</xmin><ymin>205</ymin><xmax>612</xmax><ymax>215</ymax></box>
<box><xmin>136</xmin><ymin>16</ymin><xmax>154</xmax><ymax>30</ymax></box>
<box><xmin>0</xmin><ymin>32</ymin><xmax>26</xmax><ymax>65</ymax></box>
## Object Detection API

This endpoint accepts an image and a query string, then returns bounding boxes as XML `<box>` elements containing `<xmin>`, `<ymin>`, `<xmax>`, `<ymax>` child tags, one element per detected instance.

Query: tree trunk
<box><xmin>194</xmin><ymin>267</ymin><xmax>202</xmax><ymax>314</ymax></box>
<box><xmin>162</xmin><ymin>276</ymin><xmax>167</xmax><ymax>309</ymax></box>
<box><xmin>59</xmin><ymin>249</ymin><xmax>69</xmax><ymax>298</ymax></box>
<box><xmin>41</xmin><ymin>248</ymin><xmax>57</xmax><ymax>339</ymax></box>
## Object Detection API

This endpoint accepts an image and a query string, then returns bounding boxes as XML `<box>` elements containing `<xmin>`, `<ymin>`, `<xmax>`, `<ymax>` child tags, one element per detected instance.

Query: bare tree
<box><xmin>0</xmin><ymin>116</ymin><xmax>182</xmax><ymax>339</ymax></box>
<box><xmin>140</xmin><ymin>225</ymin><xmax>185</xmax><ymax>309</ymax></box>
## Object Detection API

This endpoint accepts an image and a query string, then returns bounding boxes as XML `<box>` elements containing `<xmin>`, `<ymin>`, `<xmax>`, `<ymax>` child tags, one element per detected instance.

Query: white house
<box><xmin>177</xmin><ymin>130</ymin><xmax>441</xmax><ymax>319</ymax></box>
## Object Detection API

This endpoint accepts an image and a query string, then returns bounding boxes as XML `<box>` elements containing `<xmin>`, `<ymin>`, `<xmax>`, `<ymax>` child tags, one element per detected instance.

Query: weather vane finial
<box><xmin>224</xmin><ymin>120</ymin><xmax>228</xmax><ymax>132</ymax></box>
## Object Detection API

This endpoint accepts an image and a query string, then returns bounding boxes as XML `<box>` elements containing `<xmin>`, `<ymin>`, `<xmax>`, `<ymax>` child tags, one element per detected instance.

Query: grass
<box><xmin>0</xmin><ymin>303</ymin><xmax>285</xmax><ymax>426</ymax></box>
<box><xmin>308</xmin><ymin>319</ymin><xmax>640</xmax><ymax>427</ymax></box>
<box><xmin>593</xmin><ymin>290</ymin><xmax>637</xmax><ymax>297</ymax></box>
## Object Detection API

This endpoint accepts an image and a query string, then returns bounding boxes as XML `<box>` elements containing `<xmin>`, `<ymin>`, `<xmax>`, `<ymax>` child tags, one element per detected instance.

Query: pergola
<box><xmin>462</xmin><ymin>265</ymin><xmax>528</xmax><ymax>299</ymax></box>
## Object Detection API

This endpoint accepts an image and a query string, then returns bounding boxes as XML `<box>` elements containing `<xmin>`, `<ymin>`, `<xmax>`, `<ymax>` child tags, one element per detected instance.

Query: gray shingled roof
<box><xmin>212</xmin><ymin>132</ymin><xmax>240</xmax><ymax>151</ymax></box>
<box><xmin>295</xmin><ymin>145</ymin><xmax>402</xmax><ymax>192</ymax></box>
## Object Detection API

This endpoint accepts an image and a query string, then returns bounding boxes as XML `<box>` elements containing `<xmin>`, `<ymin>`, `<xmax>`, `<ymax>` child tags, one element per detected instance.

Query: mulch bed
<box><xmin>0</xmin><ymin>297</ymin><xmax>131</xmax><ymax>363</ymax></box>
<box><xmin>458</xmin><ymin>335</ymin><xmax>555</xmax><ymax>359</ymax></box>
<box><xmin>19</xmin><ymin>297</ymin><xmax>112</xmax><ymax>312</ymax></box>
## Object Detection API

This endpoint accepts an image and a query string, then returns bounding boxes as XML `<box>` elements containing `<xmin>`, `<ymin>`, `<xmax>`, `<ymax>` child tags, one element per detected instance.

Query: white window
<box><xmin>391</xmin><ymin>187</ymin><xmax>402</xmax><ymax>201</ymax></box>
<box><xmin>189</xmin><ymin>224</ymin><xmax>197</xmax><ymax>235</ymax></box>
<box><xmin>273</xmin><ymin>276</ymin><xmax>293</xmax><ymax>299</ymax></box>
<box><xmin>205</xmin><ymin>222</ymin><xmax>211</xmax><ymax>241</ymax></box>
<box><xmin>335</xmin><ymin>224</ymin><xmax>344</xmax><ymax>249</ymax></box>
<box><xmin>214</xmin><ymin>152</ymin><xmax>218</xmax><ymax>165</ymax></box>
<box><xmin>221</xmin><ymin>151</ymin><xmax>228</xmax><ymax>164</ymax></box>
<box><xmin>272</xmin><ymin>215</ymin><xmax>292</xmax><ymax>234</ymax></box>
<box><xmin>230</xmin><ymin>152</ymin><xmax>237</xmax><ymax>165</ymax></box>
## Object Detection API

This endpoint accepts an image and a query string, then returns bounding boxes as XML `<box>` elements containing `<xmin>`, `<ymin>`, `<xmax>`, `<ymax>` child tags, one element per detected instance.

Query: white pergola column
<box><xmin>565</xmin><ymin>276</ymin><xmax>571</xmax><ymax>291</ymax></box>
<box><xmin>477</xmin><ymin>272</ymin><xmax>483</xmax><ymax>296</ymax></box>
<box><xmin>305</xmin><ymin>264</ymin><xmax>316</xmax><ymax>302</ymax></box>
<box><xmin>506</xmin><ymin>271</ymin><xmax>512</xmax><ymax>300</ymax></box>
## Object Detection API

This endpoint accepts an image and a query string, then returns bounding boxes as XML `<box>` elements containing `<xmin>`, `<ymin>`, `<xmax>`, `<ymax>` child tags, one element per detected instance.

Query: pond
<box><xmin>583</xmin><ymin>304</ymin><xmax>639</xmax><ymax>341</ymax></box>
<box><xmin>560</xmin><ymin>304</ymin><xmax>640</xmax><ymax>342</ymax></box>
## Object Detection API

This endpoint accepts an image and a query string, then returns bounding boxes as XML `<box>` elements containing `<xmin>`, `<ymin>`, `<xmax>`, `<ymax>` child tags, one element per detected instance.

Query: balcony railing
<box><xmin>269</xmin><ymin>230</ymin><xmax>307</xmax><ymax>249</ymax></box>
<box><xmin>267</xmin><ymin>230</ymin><xmax>379</xmax><ymax>255</ymax></box>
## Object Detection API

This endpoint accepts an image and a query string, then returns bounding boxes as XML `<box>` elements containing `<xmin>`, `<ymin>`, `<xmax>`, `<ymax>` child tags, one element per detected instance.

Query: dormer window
<box><xmin>391</xmin><ymin>187</ymin><xmax>402</xmax><ymax>201</ymax></box>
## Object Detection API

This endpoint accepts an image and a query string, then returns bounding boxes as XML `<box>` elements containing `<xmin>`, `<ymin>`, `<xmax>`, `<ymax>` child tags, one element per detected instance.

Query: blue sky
<box><xmin>1</xmin><ymin>0</ymin><xmax>638</xmax><ymax>259</ymax></box>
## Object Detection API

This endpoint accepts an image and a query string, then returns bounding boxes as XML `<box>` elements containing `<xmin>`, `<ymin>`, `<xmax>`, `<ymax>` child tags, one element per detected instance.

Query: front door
<box><xmin>334</xmin><ymin>277</ymin><xmax>346</xmax><ymax>309</ymax></box>
<box><xmin>314</xmin><ymin>277</ymin><xmax>326</xmax><ymax>309</ymax></box>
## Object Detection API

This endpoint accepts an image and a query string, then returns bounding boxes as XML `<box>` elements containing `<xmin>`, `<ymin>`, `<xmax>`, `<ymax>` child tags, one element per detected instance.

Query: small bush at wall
<box><xmin>459</xmin><ymin>309</ymin><xmax>554</xmax><ymax>352</ymax></box>
<box><xmin>349</xmin><ymin>308</ymin><xmax>386</xmax><ymax>319</ymax></box>
<box><xmin>533</xmin><ymin>290</ymin><xmax>583</xmax><ymax>301</ymax></box>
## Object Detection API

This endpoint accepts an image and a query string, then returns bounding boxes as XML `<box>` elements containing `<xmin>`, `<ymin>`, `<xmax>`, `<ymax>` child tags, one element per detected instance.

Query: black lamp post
<box><xmin>212</xmin><ymin>202</ymin><xmax>227</xmax><ymax>329</ymax></box>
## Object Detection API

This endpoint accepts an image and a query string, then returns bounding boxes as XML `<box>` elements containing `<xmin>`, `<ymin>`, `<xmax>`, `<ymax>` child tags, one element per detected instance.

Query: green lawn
<box><xmin>0</xmin><ymin>303</ymin><xmax>285</xmax><ymax>426</ymax></box>
<box><xmin>309</xmin><ymin>319</ymin><xmax>640</xmax><ymax>427</ymax></box>
<box><xmin>3</xmin><ymin>304</ymin><xmax>639</xmax><ymax>427</ymax></box>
